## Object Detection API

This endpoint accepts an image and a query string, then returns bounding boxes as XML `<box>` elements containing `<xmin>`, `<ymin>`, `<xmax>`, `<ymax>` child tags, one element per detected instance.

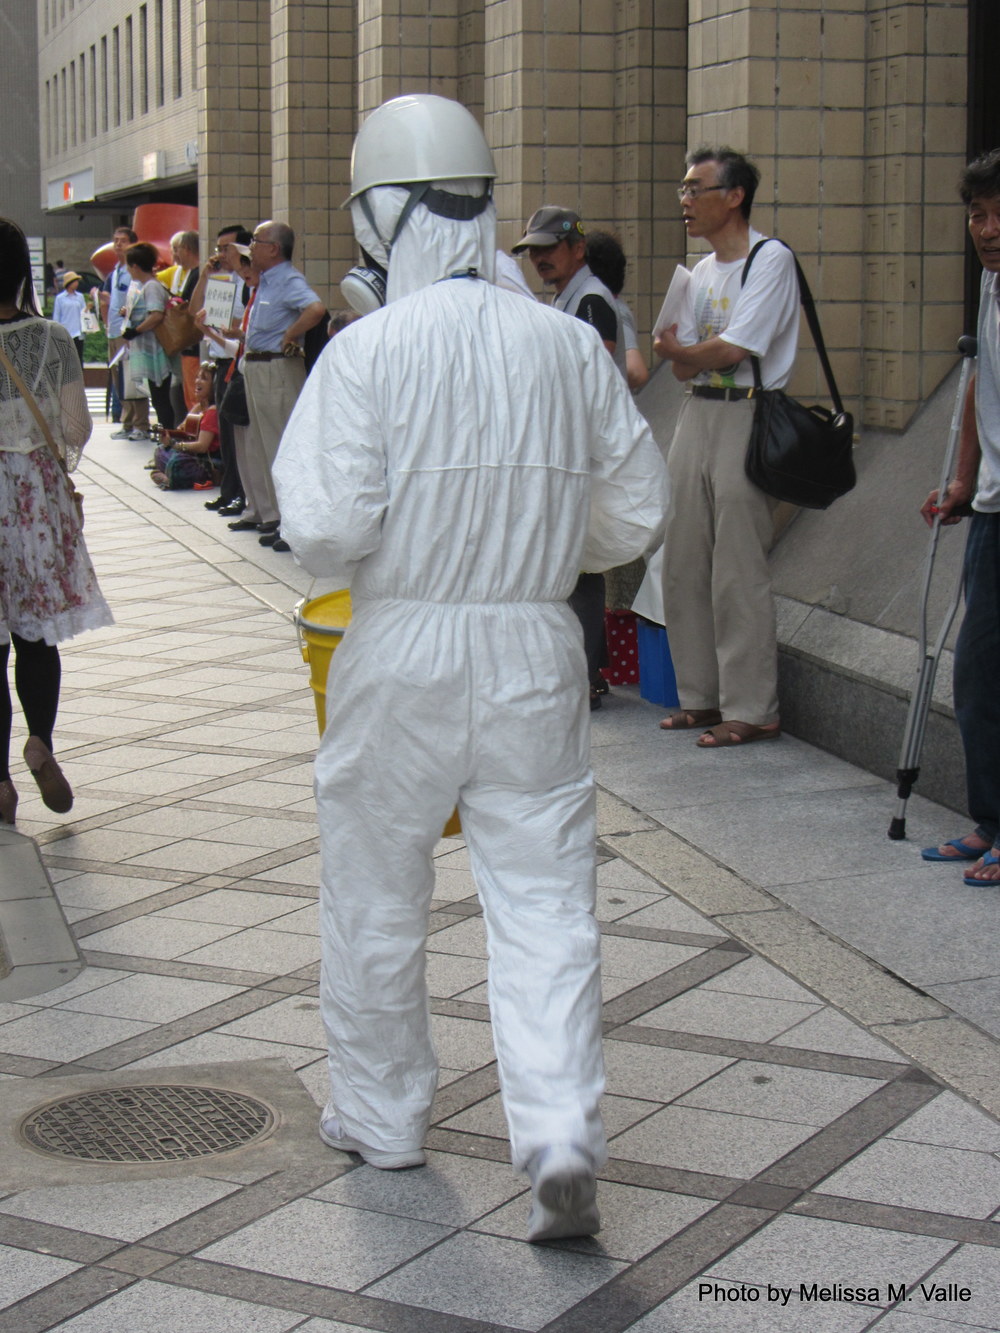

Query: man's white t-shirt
<box><xmin>974</xmin><ymin>268</ymin><xmax>1000</xmax><ymax>512</ymax></box>
<box><xmin>676</xmin><ymin>228</ymin><xmax>800</xmax><ymax>390</ymax></box>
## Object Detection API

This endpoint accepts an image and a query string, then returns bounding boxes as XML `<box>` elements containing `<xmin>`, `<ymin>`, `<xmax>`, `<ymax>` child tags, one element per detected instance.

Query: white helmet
<box><xmin>347</xmin><ymin>94</ymin><xmax>496</xmax><ymax>202</ymax></box>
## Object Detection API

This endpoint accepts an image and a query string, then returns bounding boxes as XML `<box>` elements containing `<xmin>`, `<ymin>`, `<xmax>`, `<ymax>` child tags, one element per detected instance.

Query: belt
<box><xmin>689</xmin><ymin>385</ymin><xmax>753</xmax><ymax>401</ymax></box>
<box><xmin>244</xmin><ymin>350</ymin><xmax>284</xmax><ymax>362</ymax></box>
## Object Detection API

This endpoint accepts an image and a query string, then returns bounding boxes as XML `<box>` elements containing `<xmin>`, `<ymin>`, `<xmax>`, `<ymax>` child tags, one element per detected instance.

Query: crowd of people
<box><xmin>4</xmin><ymin>90</ymin><xmax>1000</xmax><ymax>1244</ymax></box>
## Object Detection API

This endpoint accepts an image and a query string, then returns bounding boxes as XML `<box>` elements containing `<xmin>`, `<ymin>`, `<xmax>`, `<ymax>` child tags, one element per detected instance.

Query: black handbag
<box><xmin>742</xmin><ymin>240</ymin><xmax>856</xmax><ymax>510</ymax></box>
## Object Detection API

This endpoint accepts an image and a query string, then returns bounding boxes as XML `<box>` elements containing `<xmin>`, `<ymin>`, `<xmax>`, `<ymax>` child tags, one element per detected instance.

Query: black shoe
<box><xmin>272</xmin><ymin>538</ymin><xmax>291</xmax><ymax>553</ymax></box>
<box><xmin>257</xmin><ymin>520</ymin><xmax>279</xmax><ymax>534</ymax></box>
<box><xmin>259</xmin><ymin>530</ymin><xmax>280</xmax><ymax>547</ymax></box>
<box><xmin>204</xmin><ymin>496</ymin><xmax>226</xmax><ymax>511</ymax></box>
<box><xmin>228</xmin><ymin>518</ymin><xmax>259</xmax><ymax>531</ymax></box>
<box><xmin>218</xmin><ymin>501</ymin><xmax>246</xmax><ymax>517</ymax></box>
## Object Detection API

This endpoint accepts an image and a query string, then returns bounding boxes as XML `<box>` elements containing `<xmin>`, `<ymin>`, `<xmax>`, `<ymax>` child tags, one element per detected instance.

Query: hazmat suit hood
<box><xmin>351</xmin><ymin>180</ymin><xmax>497</xmax><ymax>303</ymax></box>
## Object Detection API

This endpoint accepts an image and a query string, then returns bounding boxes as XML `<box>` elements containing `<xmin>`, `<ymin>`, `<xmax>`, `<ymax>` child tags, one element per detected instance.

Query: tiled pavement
<box><xmin>1</xmin><ymin>409</ymin><xmax>1000</xmax><ymax>1331</ymax></box>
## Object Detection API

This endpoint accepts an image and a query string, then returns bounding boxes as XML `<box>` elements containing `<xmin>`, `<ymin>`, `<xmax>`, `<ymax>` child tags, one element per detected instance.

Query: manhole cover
<box><xmin>19</xmin><ymin>1085</ymin><xmax>275</xmax><ymax>1162</ymax></box>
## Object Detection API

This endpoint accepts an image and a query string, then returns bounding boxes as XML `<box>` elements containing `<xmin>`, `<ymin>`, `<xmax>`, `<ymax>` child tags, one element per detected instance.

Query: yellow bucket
<box><xmin>295</xmin><ymin>590</ymin><xmax>461</xmax><ymax>839</ymax></box>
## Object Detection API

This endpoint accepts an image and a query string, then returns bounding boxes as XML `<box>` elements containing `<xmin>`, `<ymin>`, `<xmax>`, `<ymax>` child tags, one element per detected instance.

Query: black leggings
<box><xmin>0</xmin><ymin>634</ymin><xmax>61</xmax><ymax>781</ymax></box>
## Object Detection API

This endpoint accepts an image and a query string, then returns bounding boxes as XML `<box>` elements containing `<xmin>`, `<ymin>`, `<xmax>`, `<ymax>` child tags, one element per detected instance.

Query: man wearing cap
<box><xmin>241</xmin><ymin>220</ymin><xmax>326</xmax><ymax>551</ymax></box>
<box><xmin>653</xmin><ymin>147</ymin><xmax>799</xmax><ymax>748</ymax></box>
<box><xmin>512</xmin><ymin>207</ymin><xmax>625</xmax><ymax>707</ymax></box>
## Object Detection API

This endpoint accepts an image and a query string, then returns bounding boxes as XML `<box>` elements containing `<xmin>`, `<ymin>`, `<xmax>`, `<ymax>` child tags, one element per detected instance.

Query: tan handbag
<box><xmin>155</xmin><ymin>298</ymin><xmax>201</xmax><ymax>356</ymax></box>
<box><xmin>0</xmin><ymin>341</ymin><xmax>85</xmax><ymax>525</ymax></box>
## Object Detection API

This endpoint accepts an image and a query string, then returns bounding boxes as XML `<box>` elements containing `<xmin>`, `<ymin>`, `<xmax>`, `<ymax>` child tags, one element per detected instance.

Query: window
<box><xmin>125</xmin><ymin>16</ymin><xmax>133</xmax><ymax>121</ymax></box>
<box><xmin>69</xmin><ymin>61</ymin><xmax>76</xmax><ymax>146</ymax></box>
<box><xmin>154</xmin><ymin>0</ymin><xmax>164</xmax><ymax>105</ymax></box>
<box><xmin>101</xmin><ymin>36</ymin><xmax>108</xmax><ymax>133</ymax></box>
<box><xmin>173</xmin><ymin>0</ymin><xmax>182</xmax><ymax>97</ymax></box>
<box><xmin>112</xmin><ymin>27</ymin><xmax>120</xmax><ymax>128</ymax></box>
<box><xmin>139</xmin><ymin>5</ymin><xmax>148</xmax><ymax>116</ymax></box>
<box><xmin>89</xmin><ymin>46</ymin><xmax>97</xmax><ymax>138</ymax></box>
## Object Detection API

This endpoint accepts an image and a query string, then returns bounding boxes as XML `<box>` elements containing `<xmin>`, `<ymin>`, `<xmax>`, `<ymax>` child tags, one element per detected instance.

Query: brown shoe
<box><xmin>23</xmin><ymin>737</ymin><xmax>74</xmax><ymax>813</ymax></box>
<box><xmin>659</xmin><ymin>708</ymin><xmax>722</xmax><ymax>731</ymax></box>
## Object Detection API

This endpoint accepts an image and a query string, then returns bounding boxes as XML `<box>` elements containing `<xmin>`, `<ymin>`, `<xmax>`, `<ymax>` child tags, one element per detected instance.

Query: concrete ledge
<box><xmin>0</xmin><ymin>827</ymin><xmax>82</xmax><ymax>1002</ymax></box>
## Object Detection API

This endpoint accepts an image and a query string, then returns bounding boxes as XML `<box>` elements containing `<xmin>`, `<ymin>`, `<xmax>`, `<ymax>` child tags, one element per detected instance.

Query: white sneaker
<box><xmin>318</xmin><ymin>1115</ymin><xmax>425</xmax><ymax>1170</ymax></box>
<box><xmin>526</xmin><ymin>1144</ymin><xmax>600</xmax><ymax>1242</ymax></box>
<box><xmin>128</xmin><ymin>429</ymin><xmax>149</xmax><ymax>441</ymax></box>
<box><xmin>110</xmin><ymin>427</ymin><xmax>131</xmax><ymax>439</ymax></box>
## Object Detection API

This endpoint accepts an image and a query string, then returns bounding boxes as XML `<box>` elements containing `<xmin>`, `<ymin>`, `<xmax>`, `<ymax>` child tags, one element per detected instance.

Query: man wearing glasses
<box><xmin>239</xmin><ymin>221</ymin><xmax>326</xmax><ymax>552</ymax></box>
<box><xmin>653</xmin><ymin>148</ymin><xmax>799</xmax><ymax>748</ymax></box>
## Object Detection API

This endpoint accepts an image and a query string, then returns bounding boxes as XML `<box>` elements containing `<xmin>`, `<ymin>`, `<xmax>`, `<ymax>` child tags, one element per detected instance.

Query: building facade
<box><xmin>34</xmin><ymin>0</ymin><xmax>989</xmax><ymax>429</ymax></box>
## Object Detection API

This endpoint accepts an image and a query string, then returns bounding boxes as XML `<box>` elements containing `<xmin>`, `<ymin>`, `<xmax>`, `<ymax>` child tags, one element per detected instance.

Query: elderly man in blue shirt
<box><xmin>232</xmin><ymin>220</ymin><xmax>326</xmax><ymax>552</ymax></box>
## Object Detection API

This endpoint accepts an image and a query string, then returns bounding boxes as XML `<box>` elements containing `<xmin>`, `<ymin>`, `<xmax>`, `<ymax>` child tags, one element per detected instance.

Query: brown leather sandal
<box><xmin>696</xmin><ymin>721</ymin><xmax>781</xmax><ymax>748</ymax></box>
<box><xmin>659</xmin><ymin>708</ymin><xmax>722</xmax><ymax>731</ymax></box>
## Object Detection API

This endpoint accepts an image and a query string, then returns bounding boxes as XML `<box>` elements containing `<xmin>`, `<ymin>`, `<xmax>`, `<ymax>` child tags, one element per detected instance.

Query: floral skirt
<box><xmin>0</xmin><ymin>446</ymin><xmax>114</xmax><ymax>646</ymax></box>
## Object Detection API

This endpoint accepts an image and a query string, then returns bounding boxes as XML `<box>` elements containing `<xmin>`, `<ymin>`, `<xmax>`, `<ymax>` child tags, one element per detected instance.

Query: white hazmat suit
<box><xmin>273</xmin><ymin>177</ymin><xmax>669</xmax><ymax>1175</ymax></box>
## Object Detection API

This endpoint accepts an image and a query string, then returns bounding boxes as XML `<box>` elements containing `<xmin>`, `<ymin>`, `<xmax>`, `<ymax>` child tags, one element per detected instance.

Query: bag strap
<box><xmin>0</xmin><ymin>339</ymin><xmax>69</xmax><ymax>475</ymax></box>
<box><xmin>742</xmin><ymin>238</ymin><xmax>845</xmax><ymax>415</ymax></box>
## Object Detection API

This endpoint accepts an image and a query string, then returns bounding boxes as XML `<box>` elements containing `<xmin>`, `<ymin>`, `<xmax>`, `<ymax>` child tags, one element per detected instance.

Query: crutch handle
<box><xmin>958</xmin><ymin>334</ymin><xmax>978</xmax><ymax>357</ymax></box>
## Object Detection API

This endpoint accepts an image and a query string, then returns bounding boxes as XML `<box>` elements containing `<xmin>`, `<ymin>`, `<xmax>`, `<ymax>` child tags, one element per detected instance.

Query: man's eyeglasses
<box><xmin>677</xmin><ymin>184</ymin><xmax>727</xmax><ymax>201</ymax></box>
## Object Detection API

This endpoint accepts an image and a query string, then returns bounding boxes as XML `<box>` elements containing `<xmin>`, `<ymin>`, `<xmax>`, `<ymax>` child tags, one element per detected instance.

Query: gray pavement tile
<box><xmin>0</xmin><ymin>1008</ymin><xmax>154</xmax><ymax>1061</ymax></box>
<box><xmin>892</xmin><ymin>1244</ymin><xmax>1000</xmax><ymax>1326</ymax></box>
<box><xmin>676</xmin><ymin>1061</ymin><xmax>885</xmax><ymax>1127</ymax></box>
<box><xmin>610</xmin><ymin>1104</ymin><xmax>818</xmax><ymax>1177</ymax></box>
<box><xmin>47</xmin><ymin>1280</ymin><xmax>307</xmax><ymax>1331</ymax></box>
<box><xmin>266</xmin><ymin>904</ymin><xmax>320</xmax><ymax>936</ymax></box>
<box><xmin>770</xmin><ymin>1009</ymin><xmax>910</xmax><ymax>1062</ymax></box>
<box><xmin>52</xmin><ymin>872</ymin><xmax>193</xmax><ymax>917</ymax></box>
<box><xmin>815</xmin><ymin>1139</ymin><xmax>1000</xmax><ymax>1219</ymax></box>
<box><xmin>425</xmin><ymin>952</ymin><xmax>488</xmax><ymax>998</ymax></box>
<box><xmin>602</xmin><ymin>1039</ymin><xmax>734</xmax><ymax>1102</ymax></box>
<box><xmin>203</xmin><ymin>819</ymin><xmax>318</xmax><ymax>851</ymax></box>
<box><xmin>197</xmin><ymin>1196</ymin><xmax>451</xmax><ymax>1290</ymax></box>
<box><xmin>103</xmin><ymin>809</ymin><xmax>241</xmax><ymax>838</ymax></box>
<box><xmin>366</xmin><ymin>1230</ymin><xmax>625</xmax><ymax>1330</ymax></box>
<box><xmin>57</xmin><ymin>974</ymin><xmax>246</xmax><ymax>1023</ymax></box>
<box><xmin>152</xmin><ymin>753</ymin><xmax>279</xmax><ymax>777</ymax></box>
<box><xmin>77</xmin><ymin>916</ymin><xmax>240</xmax><ymax>960</ymax></box>
<box><xmin>312</xmin><ymin>1150</ymin><xmax>524</xmax><ymax>1226</ymax></box>
<box><xmin>617</xmin><ymin>896</ymin><xmax>729</xmax><ymax>936</ymax></box>
<box><xmin>430</xmin><ymin>866</ymin><xmax>478</xmax><ymax>902</ymax></box>
<box><xmin>599</xmin><ymin>936</ymin><xmax>704</xmax><ymax>982</ymax></box>
<box><xmin>209</xmin><ymin>781</ymin><xmax>316</xmax><ymax>809</ymax></box>
<box><xmin>704</xmin><ymin>1214</ymin><xmax>956</xmax><ymax>1300</ymax></box>
<box><xmin>923</xmin><ymin>978</ymin><xmax>1000</xmax><ymax>1042</ymax></box>
<box><xmin>6</xmin><ymin>966</ymin><xmax>130</xmax><ymax>1007</ymax></box>
<box><xmin>441</xmin><ymin>1090</ymin><xmax>654</xmax><ymax>1142</ymax></box>
<box><xmin>627</xmin><ymin>1284</ymin><xmax>877</xmax><ymax>1332</ymax></box>
<box><xmin>700</xmin><ymin>956</ymin><xmax>825</xmax><ymax>1004</ymax></box>
<box><xmin>874</xmin><ymin>1313</ymin><xmax>1000</xmax><ymax>1333</ymax></box>
<box><xmin>426</xmin><ymin>916</ymin><xmax>488</xmax><ymax>959</ymax></box>
<box><xmin>429</xmin><ymin>1013</ymin><xmax>497</xmax><ymax>1071</ymax></box>
<box><xmin>0</xmin><ymin>1241</ymin><xmax>80</xmax><ymax>1308</ymax></box>
<box><xmin>0</xmin><ymin>1177</ymin><xmax>239</xmax><ymax>1241</ymax></box>
<box><xmin>595</xmin><ymin>885</ymin><xmax>667</xmax><ymax>922</ymax></box>
<box><xmin>475</xmin><ymin>1179</ymin><xmax>715</xmax><ymax>1263</ymax></box>
<box><xmin>216</xmin><ymin>996</ymin><xmax>326</xmax><ymax>1049</ymax></box>
<box><xmin>595</xmin><ymin>858</ymin><xmax>670</xmax><ymax>893</ymax></box>
<box><xmin>154</xmin><ymin>889</ymin><xmax>315</xmax><ymax>926</ymax></box>
<box><xmin>638</xmin><ymin>989</ymin><xmax>821</xmax><ymax>1043</ymax></box>
<box><xmin>178</xmin><ymin>927</ymin><xmax>322</xmax><ymax>973</ymax></box>
<box><xmin>44</xmin><ymin>828</ymin><xmax>178</xmax><ymax>863</ymax></box>
<box><xmin>125</xmin><ymin>841</ymin><xmax>270</xmax><ymax>874</ymax></box>
<box><xmin>118</xmin><ymin>1032</ymin><xmax>323</xmax><ymax>1072</ymax></box>
<box><xmin>82</xmin><ymin>767</ymin><xmax>206</xmax><ymax>796</ymax></box>
<box><xmin>888</xmin><ymin>1092</ymin><xmax>1000</xmax><ymax>1152</ymax></box>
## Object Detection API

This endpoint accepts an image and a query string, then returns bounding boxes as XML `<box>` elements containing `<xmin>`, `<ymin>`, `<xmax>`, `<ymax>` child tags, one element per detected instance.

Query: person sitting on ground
<box><xmin>149</xmin><ymin>361</ymin><xmax>220</xmax><ymax>490</ymax></box>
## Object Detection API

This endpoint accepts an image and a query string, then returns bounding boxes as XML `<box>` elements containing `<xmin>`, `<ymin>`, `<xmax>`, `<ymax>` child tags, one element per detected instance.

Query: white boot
<box><xmin>526</xmin><ymin>1144</ymin><xmax>600</xmax><ymax>1242</ymax></box>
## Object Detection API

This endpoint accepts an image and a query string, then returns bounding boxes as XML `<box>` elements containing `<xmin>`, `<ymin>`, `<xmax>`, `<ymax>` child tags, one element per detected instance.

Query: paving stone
<box><xmin>441</xmin><ymin>1090</ymin><xmax>654</xmax><ymax>1142</ymax></box>
<box><xmin>47</xmin><ymin>1280</ymin><xmax>306</xmax><ymax>1331</ymax></box>
<box><xmin>57</xmin><ymin>973</ymin><xmax>246</xmax><ymax>1023</ymax></box>
<box><xmin>0</xmin><ymin>1241</ymin><xmax>79</xmax><ymax>1307</ymax></box>
<box><xmin>677</xmin><ymin>1061</ymin><xmax>885</xmax><ymax>1127</ymax></box>
<box><xmin>0</xmin><ymin>1177</ymin><xmax>239</xmax><ymax>1241</ymax></box>
<box><xmin>815</xmin><ymin>1138</ymin><xmax>1000</xmax><ymax>1219</ymax></box>
<box><xmin>638</xmin><ymin>988</ymin><xmax>822</xmax><ymax>1043</ymax></box>
<box><xmin>771</xmin><ymin>1009</ymin><xmax>909</xmax><ymax>1062</ymax></box>
<box><xmin>178</xmin><ymin>927</ymin><xmax>322</xmax><ymax>973</ymax></box>
<box><xmin>627</xmin><ymin>1283</ymin><xmax>879</xmax><ymax>1331</ymax></box>
<box><xmin>0</xmin><ymin>1008</ymin><xmax>154</xmax><ymax>1061</ymax></box>
<box><xmin>367</xmin><ymin>1229</ymin><xmax>626</xmax><ymax>1330</ymax></box>
<box><xmin>196</xmin><ymin>1197</ymin><xmax>451</xmax><ymax>1290</ymax></box>
<box><xmin>216</xmin><ymin>996</ymin><xmax>326</xmax><ymax>1050</ymax></box>
<box><xmin>888</xmin><ymin>1091</ymin><xmax>1000</xmax><ymax>1153</ymax></box>
<box><xmin>154</xmin><ymin>890</ymin><xmax>315</xmax><ymax>927</ymax></box>
<box><xmin>610</xmin><ymin>1104</ymin><xmax>818</xmax><ymax>1178</ymax></box>
<box><xmin>602</xmin><ymin>1040</ymin><xmax>734</xmax><ymax>1102</ymax></box>
<box><xmin>312</xmin><ymin>1149</ymin><xmax>523</xmax><ymax>1226</ymax></box>
<box><xmin>78</xmin><ymin>916</ymin><xmax>240</xmax><ymax>961</ymax></box>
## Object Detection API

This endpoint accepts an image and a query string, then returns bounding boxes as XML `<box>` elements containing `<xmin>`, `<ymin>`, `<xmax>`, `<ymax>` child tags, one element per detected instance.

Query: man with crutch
<box><xmin>920</xmin><ymin>148</ymin><xmax>1000</xmax><ymax>886</ymax></box>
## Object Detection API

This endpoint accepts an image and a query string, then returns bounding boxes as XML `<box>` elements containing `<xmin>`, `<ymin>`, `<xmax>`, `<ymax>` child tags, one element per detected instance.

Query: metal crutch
<box><xmin>888</xmin><ymin>334</ymin><xmax>977</xmax><ymax>839</ymax></box>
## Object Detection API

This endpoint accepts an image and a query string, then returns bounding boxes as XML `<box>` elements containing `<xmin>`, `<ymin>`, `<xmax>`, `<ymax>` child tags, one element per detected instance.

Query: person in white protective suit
<box><xmin>272</xmin><ymin>94</ymin><xmax>669</xmax><ymax>1243</ymax></box>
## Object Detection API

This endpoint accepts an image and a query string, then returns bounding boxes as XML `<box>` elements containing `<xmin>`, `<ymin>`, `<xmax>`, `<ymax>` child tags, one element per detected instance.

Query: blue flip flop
<box><xmin>921</xmin><ymin>837</ymin><xmax>987</xmax><ymax>862</ymax></box>
<box><xmin>964</xmin><ymin>851</ymin><xmax>1000</xmax><ymax>886</ymax></box>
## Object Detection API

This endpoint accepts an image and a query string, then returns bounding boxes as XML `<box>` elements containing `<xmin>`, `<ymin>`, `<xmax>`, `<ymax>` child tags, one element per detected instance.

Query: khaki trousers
<box><xmin>243</xmin><ymin>357</ymin><xmax>306</xmax><ymax>527</ymax></box>
<box><xmin>661</xmin><ymin>395</ymin><xmax>779</xmax><ymax>725</ymax></box>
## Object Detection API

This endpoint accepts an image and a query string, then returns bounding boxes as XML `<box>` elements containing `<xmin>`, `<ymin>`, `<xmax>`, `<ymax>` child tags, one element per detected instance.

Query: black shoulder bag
<box><xmin>742</xmin><ymin>239</ymin><xmax>856</xmax><ymax>509</ymax></box>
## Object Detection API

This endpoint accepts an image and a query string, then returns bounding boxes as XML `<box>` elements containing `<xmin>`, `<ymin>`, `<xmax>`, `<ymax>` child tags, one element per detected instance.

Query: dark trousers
<box><xmin>214</xmin><ymin>360</ymin><xmax>243</xmax><ymax>505</ymax></box>
<box><xmin>0</xmin><ymin>635</ymin><xmax>61</xmax><ymax>780</ymax></box>
<box><xmin>568</xmin><ymin>572</ymin><xmax>607</xmax><ymax>688</ymax></box>
<box><xmin>148</xmin><ymin>376</ymin><xmax>176</xmax><ymax>430</ymax></box>
<box><xmin>954</xmin><ymin>511</ymin><xmax>1000</xmax><ymax>847</ymax></box>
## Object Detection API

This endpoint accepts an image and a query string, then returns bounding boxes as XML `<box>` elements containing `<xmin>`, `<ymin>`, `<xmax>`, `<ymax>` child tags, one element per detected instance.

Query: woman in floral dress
<box><xmin>0</xmin><ymin>218</ymin><xmax>113</xmax><ymax>823</ymax></box>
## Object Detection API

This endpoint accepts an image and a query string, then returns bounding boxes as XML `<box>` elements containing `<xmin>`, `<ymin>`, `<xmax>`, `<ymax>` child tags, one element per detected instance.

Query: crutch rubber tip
<box><xmin>888</xmin><ymin>818</ymin><xmax>906</xmax><ymax>841</ymax></box>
